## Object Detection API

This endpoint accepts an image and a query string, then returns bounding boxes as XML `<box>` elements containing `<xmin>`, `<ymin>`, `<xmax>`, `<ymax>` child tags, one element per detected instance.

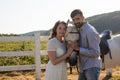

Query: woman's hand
<box><xmin>68</xmin><ymin>41</ymin><xmax>79</xmax><ymax>51</ymax></box>
<box><xmin>66</xmin><ymin>47</ymin><xmax>73</xmax><ymax>58</ymax></box>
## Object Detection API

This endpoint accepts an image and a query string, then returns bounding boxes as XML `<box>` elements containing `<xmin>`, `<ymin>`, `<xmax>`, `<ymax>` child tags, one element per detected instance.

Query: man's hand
<box><xmin>72</xmin><ymin>41</ymin><xmax>79</xmax><ymax>51</ymax></box>
<box><xmin>68</xmin><ymin>41</ymin><xmax>79</xmax><ymax>51</ymax></box>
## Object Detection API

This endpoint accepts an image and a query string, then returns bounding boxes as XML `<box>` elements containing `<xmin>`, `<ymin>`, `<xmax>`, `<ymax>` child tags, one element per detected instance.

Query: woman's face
<box><xmin>56</xmin><ymin>23</ymin><xmax>66</xmax><ymax>37</ymax></box>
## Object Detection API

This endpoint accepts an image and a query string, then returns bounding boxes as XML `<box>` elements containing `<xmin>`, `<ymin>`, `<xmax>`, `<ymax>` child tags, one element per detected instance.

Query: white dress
<box><xmin>45</xmin><ymin>37</ymin><xmax>67</xmax><ymax>80</ymax></box>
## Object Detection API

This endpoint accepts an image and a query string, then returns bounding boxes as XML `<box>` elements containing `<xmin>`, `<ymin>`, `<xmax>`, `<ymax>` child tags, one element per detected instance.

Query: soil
<box><xmin>0</xmin><ymin>67</ymin><xmax>120</xmax><ymax>80</ymax></box>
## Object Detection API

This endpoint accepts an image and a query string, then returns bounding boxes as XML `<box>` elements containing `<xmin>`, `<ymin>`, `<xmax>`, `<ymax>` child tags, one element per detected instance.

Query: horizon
<box><xmin>0</xmin><ymin>10</ymin><xmax>119</xmax><ymax>35</ymax></box>
<box><xmin>0</xmin><ymin>0</ymin><xmax>120</xmax><ymax>34</ymax></box>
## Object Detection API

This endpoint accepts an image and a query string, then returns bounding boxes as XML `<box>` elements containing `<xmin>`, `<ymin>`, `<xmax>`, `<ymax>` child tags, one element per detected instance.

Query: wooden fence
<box><xmin>0</xmin><ymin>32</ymin><xmax>49</xmax><ymax>80</ymax></box>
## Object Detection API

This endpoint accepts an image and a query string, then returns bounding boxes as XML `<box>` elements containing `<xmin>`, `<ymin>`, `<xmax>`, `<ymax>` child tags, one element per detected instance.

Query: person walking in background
<box><xmin>70</xmin><ymin>9</ymin><xmax>102</xmax><ymax>80</ymax></box>
<box><xmin>45</xmin><ymin>20</ymin><xmax>73</xmax><ymax>80</ymax></box>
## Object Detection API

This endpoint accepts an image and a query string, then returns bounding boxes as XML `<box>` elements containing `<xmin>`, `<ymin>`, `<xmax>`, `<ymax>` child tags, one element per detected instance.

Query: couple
<box><xmin>45</xmin><ymin>9</ymin><xmax>102</xmax><ymax>80</ymax></box>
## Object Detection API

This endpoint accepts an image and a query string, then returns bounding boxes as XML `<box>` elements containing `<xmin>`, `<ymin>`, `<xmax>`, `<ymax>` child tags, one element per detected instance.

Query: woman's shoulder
<box><xmin>48</xmin><ymin>37</ymin><xmax>57</xmax><ymax>43</ymax></box>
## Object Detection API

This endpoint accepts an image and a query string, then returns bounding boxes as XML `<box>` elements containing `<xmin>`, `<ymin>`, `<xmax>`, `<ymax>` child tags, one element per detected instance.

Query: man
<box><xmin>70</xmin><ymin>9</ymin><xmax>102</xmax><ymax>80</ymax></box>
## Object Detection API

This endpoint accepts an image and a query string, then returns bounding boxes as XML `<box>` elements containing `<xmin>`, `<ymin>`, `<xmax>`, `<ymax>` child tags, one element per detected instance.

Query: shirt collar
<box><xmin>79</xmin><ymin>21</ymin><xmax>88</xmax><ymax>31</ymax></box>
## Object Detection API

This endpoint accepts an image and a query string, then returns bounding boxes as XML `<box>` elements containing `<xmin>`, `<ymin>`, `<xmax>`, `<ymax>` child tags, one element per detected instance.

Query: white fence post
<box><xmin>0</xmin><ymin>34</ymin><xmax>49</xmax><ymax>79</ymax></box>
<box><xmin>34</xmin><ymin>32</ymin><xmax>41</xmax><ymax>80</ymax></box>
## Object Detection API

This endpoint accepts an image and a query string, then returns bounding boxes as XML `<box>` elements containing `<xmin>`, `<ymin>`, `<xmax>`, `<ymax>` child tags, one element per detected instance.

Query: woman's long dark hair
<box><xmin>49</xmin><ymin>20</ymin><xmax>67</xmax><ymax>39</ymax></box>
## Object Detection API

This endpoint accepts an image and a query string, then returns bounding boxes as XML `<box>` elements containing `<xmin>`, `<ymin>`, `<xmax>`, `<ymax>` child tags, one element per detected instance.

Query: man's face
<box><xmin>72</xmin><ymin>14</ymin><xmax>84</xmax><ymax>28</ymax></box>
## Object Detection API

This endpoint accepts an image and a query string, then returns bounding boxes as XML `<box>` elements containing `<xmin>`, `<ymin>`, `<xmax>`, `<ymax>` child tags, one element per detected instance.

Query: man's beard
<box><xmin>74</xmin><ymin>22</ymin><xmax>83</xmax><ymax>29</ymax></box>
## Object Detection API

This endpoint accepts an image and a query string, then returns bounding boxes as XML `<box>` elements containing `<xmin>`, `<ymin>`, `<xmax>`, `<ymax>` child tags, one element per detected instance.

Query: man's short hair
<box><xmin>70</xmin><ymin>9</ymin><xmax>83</xmax><ymax>18</ymax></box>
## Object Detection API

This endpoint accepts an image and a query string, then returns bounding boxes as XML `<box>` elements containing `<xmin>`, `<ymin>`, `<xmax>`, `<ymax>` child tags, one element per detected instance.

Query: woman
<box><xmin>45</xmin><ymin>20</ymin><xmax>73</xmax><ymax>80</ymax></box>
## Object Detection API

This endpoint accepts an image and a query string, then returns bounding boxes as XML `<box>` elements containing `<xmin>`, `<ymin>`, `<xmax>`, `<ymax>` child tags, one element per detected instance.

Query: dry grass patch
<box><xmin>0</xmin><ymin>67</ymin><xmax>120</xmax><ymax>80</ymax></box>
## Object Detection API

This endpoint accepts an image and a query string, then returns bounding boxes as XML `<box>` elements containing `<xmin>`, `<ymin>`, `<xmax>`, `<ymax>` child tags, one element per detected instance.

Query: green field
<box><xmin>0</xmin><ymin>38</ymin><xmax>120</xmax><ymax>80</ymax></box>
<box><xmin>0</xmin><ymin>41</ymin><xmax>49</xmax><ymax>66</ymax></box>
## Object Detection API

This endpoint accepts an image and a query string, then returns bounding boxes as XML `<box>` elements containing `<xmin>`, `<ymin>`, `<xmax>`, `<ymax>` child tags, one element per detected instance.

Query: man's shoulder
<box><xmin>85</xmin><ymin>23</ymin><xmax>98</xmax><ymax>33</ymax></box>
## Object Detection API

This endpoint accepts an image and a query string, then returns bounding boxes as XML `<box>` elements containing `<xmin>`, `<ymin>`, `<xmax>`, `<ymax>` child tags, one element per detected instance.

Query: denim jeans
<box><xmin>78</xmin><ymin>67</ymin><xmax>100</xmax><ymax>80</ymax></box>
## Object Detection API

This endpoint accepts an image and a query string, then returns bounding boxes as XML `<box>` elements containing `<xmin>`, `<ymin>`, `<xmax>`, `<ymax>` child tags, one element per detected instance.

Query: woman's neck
<box><xmin>56</xmin><ymin>36</ymin><xmax>63</xmax><ymax>43</ymax></box>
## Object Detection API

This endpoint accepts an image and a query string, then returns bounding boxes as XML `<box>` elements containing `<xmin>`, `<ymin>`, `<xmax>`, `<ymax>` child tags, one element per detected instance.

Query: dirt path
<box><xmin>0</xmin><ymin>67</ymin><xmax>120</xmax><ymax>80</ymax></box>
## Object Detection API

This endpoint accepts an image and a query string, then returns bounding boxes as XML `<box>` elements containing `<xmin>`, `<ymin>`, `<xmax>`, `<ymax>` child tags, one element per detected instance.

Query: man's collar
<box><xmin>79</xmin><ymin>21</ymin><xmax>87</xmax><ymax>31</ymax></box>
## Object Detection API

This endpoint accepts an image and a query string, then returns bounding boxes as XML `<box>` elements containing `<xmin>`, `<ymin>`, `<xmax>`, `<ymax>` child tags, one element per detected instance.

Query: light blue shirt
<box><xmin>79</xmin><ymin>22</ymin><xmax>102</xmax><ymax>72</ymax></box>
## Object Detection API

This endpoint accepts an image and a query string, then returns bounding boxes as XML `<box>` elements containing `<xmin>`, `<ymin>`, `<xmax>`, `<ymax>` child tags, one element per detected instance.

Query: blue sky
<box><xmin>0</xmin><ymin>0</ymin><xmax>120</xmax><ymax>34</ymax></box>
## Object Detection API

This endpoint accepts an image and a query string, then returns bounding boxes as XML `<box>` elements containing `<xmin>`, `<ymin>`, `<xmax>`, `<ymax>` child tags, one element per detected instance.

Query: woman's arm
<box><xmin>48</xmin><ymin>47</ymin><xmax>73</xmax><ymax>65</ymax></box>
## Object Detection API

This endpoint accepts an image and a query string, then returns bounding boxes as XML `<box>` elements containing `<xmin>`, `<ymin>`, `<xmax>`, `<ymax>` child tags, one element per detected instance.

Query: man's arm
<box><xmin>80</xmin><ymin>32</ymin><xmax>100</xmax><ymax>58</ymax></box>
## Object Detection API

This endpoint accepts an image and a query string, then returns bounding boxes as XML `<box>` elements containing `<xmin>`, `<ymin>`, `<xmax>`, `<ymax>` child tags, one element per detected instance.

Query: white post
<box><xmin>34</xmin><ymin>32</ymin><xmax>41</xmax><ymax>80</ymax></box>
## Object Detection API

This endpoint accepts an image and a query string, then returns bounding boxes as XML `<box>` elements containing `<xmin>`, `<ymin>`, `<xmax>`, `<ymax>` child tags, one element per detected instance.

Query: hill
<box><xmin>87</xmin><ymin>11</ymin><xmax>120</xmax><ymax>34</ymax></box>
<box><xmin>21</xmin><ymin>30</ymin><xmax>50</xmax><ymax>36</ymax></box>
<box><xmin>22</xmin><ymin>11</ymin><xmax>120</xmax><ymax>36</ymax></box>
